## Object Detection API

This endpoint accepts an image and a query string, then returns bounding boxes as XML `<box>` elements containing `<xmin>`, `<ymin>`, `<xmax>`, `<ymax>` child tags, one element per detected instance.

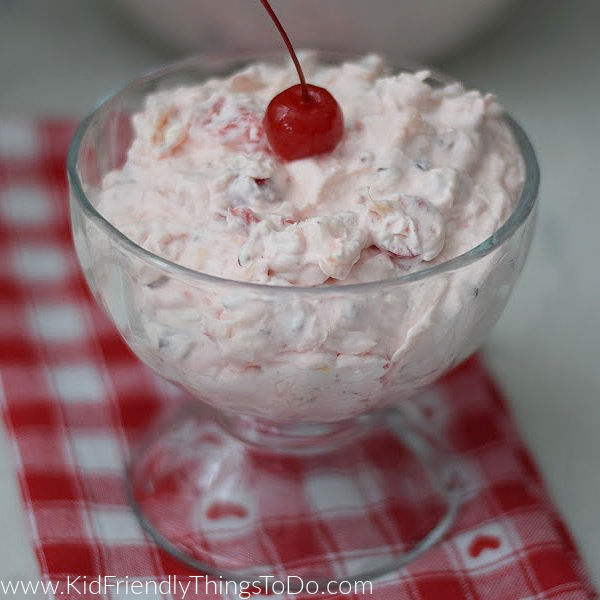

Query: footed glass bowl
<box><xmin>67</xmin><ymin>52</ymin><xmax>539</xmax><ymax>589</ymax></box>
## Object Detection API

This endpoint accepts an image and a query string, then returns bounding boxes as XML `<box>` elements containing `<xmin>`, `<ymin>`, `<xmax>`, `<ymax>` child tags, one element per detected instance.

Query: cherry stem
<box><xmin>259</xmin><ymin>0</ymin><xmax>310</xmax><ymax>102</ymax></box>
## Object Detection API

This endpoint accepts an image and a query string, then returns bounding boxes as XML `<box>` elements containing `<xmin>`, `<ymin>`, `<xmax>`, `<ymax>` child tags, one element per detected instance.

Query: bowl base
<box><xmin>127</xmin><ymin>404</ymin><xmax>463</xmax><ymax>590</ymax></box>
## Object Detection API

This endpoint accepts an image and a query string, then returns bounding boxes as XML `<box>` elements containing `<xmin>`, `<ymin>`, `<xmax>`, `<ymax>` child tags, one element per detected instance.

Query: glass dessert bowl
<box><xmin>67</xmin><ymin>51</ymin><xmax>539</xmax><ymax>587</ymax></box>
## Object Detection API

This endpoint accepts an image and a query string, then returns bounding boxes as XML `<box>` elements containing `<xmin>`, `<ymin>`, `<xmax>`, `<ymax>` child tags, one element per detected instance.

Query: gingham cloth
<box><xmin>0</xmin><ymin>116</ymin><xmax>596</xmax><ymax>600</ymax></box>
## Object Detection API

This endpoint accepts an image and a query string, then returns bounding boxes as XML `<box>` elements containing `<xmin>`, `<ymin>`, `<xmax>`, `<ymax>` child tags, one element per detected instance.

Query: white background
<box><xmin>0</xmin><ymin>0</ymin><xmax>599</xmax><ymax>594</ymax></box>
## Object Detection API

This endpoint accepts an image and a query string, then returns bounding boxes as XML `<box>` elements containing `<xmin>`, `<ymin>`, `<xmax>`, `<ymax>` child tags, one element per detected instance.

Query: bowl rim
<box><xmin>67</xmin><ymin>51</ymin><xmax>540</xmax><ymax>295</ymax></box>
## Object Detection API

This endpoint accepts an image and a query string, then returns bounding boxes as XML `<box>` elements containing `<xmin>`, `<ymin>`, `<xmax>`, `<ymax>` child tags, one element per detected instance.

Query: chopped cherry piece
<box><xmin>218</xmin><ymin>106</ymin><xmax>263</xmax><ymax>142</ymax></box>
<box><xmin>201</xmin><ymin>97</ymin><xmax>225</xmax><ymax>126</ymax></box>
<box><xmin>230</xmin><ymin>206</ymin><xmax>260</xmax><ymax>225</ymax></box>
<box><xmin>201</xmin><ymin>97</ymin><xmax>266</xmax><ymax>149</ymax></box>
<box><xmin>264</xmin><ymin>84</ymin><xmax>344</xmax><ymax>161</ymax></box>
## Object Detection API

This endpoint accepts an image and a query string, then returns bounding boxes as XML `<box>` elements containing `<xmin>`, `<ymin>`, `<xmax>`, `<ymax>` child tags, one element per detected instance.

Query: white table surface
<box><xmin>1</xmin><ymin>0</ymin><xmax>599</xmax><ymax>594</ymax></box>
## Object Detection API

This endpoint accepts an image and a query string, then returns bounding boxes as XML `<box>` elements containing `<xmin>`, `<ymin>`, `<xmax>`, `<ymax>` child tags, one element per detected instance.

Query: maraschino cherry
<box><xmin>259</xmin><ymin>0</ymin><xmax>344</xmax><ymax>161</ymax></box>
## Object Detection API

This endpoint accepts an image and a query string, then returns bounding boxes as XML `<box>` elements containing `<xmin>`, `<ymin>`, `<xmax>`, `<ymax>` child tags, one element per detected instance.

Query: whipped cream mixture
<box><xmin>92</xmin><ymin>55</ymin><xmax>527</xmax><ymax>421</ymax></box>
<box><xmin>98</xmin><ymin>54</ymin><xmax>524</xmax><ymax>286</ymax></box>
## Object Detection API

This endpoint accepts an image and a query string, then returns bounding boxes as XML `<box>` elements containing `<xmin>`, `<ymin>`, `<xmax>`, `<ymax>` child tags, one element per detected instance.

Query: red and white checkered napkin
<box><xmin>0</xmin><ymin>116</ymin><xmax>596</xmax><ymax>600</ymax></box>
